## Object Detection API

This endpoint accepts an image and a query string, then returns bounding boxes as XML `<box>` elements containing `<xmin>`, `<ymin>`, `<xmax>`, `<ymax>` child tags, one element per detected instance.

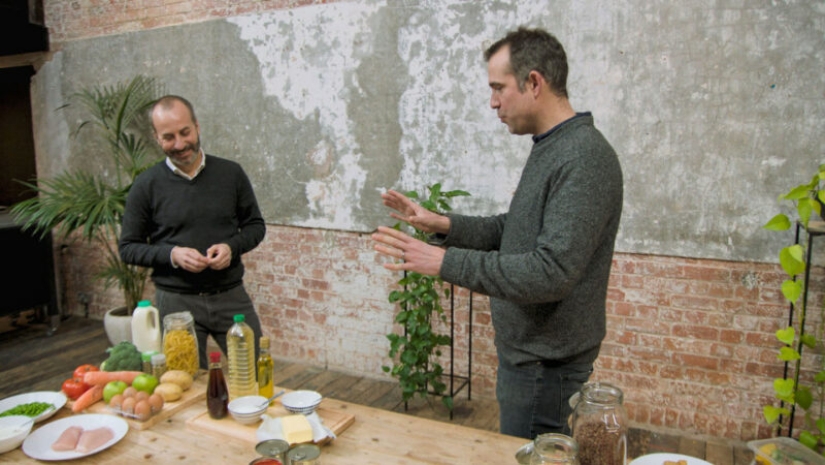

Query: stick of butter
<box><xmin>282</xmin><ymin>414</ymin><xmax>313</xmax><ymax>444</ymax></box>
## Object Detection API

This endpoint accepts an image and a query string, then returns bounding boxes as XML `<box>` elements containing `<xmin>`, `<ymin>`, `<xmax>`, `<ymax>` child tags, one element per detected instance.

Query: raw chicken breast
<box><xmin>51</xmin><ymin>425</ymin><xmax>83</xmax><ymax>451</ymax></box>
<box><xmin>75</xmin><ymin>426</ymin><xmax>114</xmax><ymax>453</ymax></box>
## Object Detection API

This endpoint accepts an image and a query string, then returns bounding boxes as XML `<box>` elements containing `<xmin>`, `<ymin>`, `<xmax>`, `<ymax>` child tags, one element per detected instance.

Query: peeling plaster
<box><xmin>30</xmin><ymin>0</ymin><xmax>825</xmax><ymax>262</ymax></box>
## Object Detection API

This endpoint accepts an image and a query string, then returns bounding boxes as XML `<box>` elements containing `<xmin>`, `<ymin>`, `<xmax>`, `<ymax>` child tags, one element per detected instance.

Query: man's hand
<box><xmin>372</xmin><ymin>226</ymin><xmax>445</xmax><ymax>276</ymax></box>
<box><xmin>171</xmin><ymin>246</ymin><xmax>210</xmax><ymax>273</ymax></box>
<box><xmin>382</xmin><ymin>190</ymin><xmax>450</xmax><ymax>235</ymax></box>
<box><xmin>206</xmin><ymin>243</ymin><xmax>232</xmax><ymax>270</ymax></box>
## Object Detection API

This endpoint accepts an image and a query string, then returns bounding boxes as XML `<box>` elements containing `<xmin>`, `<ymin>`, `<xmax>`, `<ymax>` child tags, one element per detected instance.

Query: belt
<box><xmin>173</xmin><ymin>284</ymin><xmax>240</xmax><ymax>296</ymax></box>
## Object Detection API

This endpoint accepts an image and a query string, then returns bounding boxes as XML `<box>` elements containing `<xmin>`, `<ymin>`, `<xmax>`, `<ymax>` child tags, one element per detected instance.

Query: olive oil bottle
<box><xmin>257</xmin><ymin>336</ymin><xmax>274</xmax><ymax>404</ymax></box>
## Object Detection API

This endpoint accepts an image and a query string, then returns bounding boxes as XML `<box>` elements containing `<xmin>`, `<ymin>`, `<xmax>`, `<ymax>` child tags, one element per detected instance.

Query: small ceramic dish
<box><xmin>0</xmin><ymin>415</ymin><xmax>34</xmax><ymax>454</ymax></box>
<box><xmin>228</xmin><ymin>395</ymin><xmax>269</xmax><ymax>425</ymax></box>
<box><xmin>280</xmin><ymin>391</ymin><xmax>322</xmax><ymax>415</ymax></box>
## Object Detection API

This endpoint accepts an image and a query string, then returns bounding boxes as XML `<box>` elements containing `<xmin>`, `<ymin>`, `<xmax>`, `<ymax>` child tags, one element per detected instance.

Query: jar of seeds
<box><xmin>570</xmin><ymin>382</ymin><xmax>627</xmax><ymax>465</ymax></box>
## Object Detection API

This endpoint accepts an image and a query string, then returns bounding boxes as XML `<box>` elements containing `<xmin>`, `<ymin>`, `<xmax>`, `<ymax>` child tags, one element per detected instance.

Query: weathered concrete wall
<box><xmin>32</xmin><ymin>0</ymin><xmax>825</xmax><ymax>264</ymax></box>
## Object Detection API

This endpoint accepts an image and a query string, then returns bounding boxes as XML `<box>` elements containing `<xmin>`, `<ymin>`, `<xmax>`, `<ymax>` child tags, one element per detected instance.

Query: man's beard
<box><xmin>167</xmin><ymin>137</ymin><xmax>201</xmax><ymax>168</ymax></box>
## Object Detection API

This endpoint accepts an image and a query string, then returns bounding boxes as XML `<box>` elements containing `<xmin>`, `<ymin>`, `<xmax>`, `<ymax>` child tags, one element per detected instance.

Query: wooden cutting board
<box><xmin>186</xmin><ymin>398</ymin><xmax>355</xmax><ymax>446</ymax></box>
<box><xmin>67</xmin><ymin>375</ymin><xmax>207</xmax><ymax>430</ymax></box>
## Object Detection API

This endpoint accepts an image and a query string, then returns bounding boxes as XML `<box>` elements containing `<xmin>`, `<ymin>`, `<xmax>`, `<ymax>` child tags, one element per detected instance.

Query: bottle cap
<box><xmin>260</xmin><ymin>336</ymin><xmax>270</xmax><ymax>349</ymax></box>
<box><xmin>209</xmin><ymin>351</ymin><xmax>222</xmax><ymax>363</ymax></box>
<box><xmin>151</xmin><ymin>353</ymin><xmax>166</xmax><ymax>365</ymax></box>
<box><xmin>141</xmin><ymin>351</ymin><xmax>158</xmax><ymax>362</ymax></box>
<box><xmin>138</xmin><ymin>300</ymin><xmax>151</xmax><ymax>307</ymax></box>
<box><xmin>233</xmin><ymin>314</ymin><xmax>245</xmax><ymax>323</ymax></box>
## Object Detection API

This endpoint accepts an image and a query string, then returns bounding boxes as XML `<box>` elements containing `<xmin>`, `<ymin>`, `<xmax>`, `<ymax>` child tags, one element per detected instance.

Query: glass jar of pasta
<box><xmin>162</xmin><ymin>311</ymin><xmax>199</xmax><ymax>377</ymax></box>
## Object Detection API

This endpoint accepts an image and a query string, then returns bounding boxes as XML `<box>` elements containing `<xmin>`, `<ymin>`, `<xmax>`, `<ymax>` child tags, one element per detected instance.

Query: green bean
<box><xmin>0</xmin><ymin>402</ymin><xmax>54</xmax><ymax>418</ymax></box>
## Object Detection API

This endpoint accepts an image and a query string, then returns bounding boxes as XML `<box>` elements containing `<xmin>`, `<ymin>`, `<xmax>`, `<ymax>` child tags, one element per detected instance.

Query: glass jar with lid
<box><xmin>570</xmin><ymin>382</ymin><xmax>627</xmax><ymax>465</ymax></box>
<box><xmin>162</xmin><ymin>311</ymin><xmax>199</xmax><ymax>377</ymax></box>
<box><xmin>530</xmin><ymin>433</ymin><xmax>579</xmax><ymax>464</ymax></box>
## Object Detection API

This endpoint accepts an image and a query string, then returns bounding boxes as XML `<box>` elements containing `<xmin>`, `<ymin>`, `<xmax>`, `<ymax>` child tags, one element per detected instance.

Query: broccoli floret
<box><xmin>101</xmin><ymin>341</ymin><xmax>143</xmax><ymax>371</ymax></box>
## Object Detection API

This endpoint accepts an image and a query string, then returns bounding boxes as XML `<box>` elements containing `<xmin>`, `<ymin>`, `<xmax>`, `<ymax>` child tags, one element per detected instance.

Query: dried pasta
<box><xmin>163</xmin><ymin>329</ymin><xmax>199</xmax><ymax>376</ymax></box>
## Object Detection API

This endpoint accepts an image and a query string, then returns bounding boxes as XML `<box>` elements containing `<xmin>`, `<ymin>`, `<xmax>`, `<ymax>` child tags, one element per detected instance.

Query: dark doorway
<box><xmin>0</xmin><ymin>65</ymin><xmax>37</xmax><ymax>208</ymax></box>
<box><xmin>0</xmin><ymin>64</ymin><xmax>60</xmax><ymax>329</ymax></box>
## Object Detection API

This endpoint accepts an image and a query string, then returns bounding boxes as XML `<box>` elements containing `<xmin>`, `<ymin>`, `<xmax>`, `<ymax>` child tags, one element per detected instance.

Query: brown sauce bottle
<box><xmin>207</xmin><ymin>351</ymin><xmax>229</xmax><ymax>419</ymax></box>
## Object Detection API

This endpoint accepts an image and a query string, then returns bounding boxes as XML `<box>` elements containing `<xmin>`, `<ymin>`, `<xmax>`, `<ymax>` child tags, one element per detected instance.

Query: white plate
<box><xmin>21</xmin><ymin>414</ymin><xmax>128</xmax><ymax>461</ymax></box>
<box><xmin>0</xmin><ymin>392</ymin><xmax>67</xmax><ymax>423</ymax></box>
<box><xmin>630</xmin><ymin>452</ymin><xmax>713</xmax><ymax>465</ymax></box>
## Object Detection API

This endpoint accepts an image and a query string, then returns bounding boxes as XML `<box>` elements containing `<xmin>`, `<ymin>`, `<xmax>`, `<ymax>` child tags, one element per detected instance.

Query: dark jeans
<box><xmin>496</xmin><ymin>357</ymin><xmax>593</xmax><ymax>439</ymax></box>
<box><xmin>156</xmin><ymin>284</ymin><xmax>263</xmax><ymax>370</ymax></box>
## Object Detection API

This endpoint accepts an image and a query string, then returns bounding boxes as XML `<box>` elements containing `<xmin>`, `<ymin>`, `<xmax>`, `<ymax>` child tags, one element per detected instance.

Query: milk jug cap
<box><xmin>233</xmin><ymin>314</ymin><xmax>245</xmax><ymax>323</ymax></box>
<box><xmin>137</xmin><ymin>300</ymin><xmax>151</xmax><ymax>307</ymax></box>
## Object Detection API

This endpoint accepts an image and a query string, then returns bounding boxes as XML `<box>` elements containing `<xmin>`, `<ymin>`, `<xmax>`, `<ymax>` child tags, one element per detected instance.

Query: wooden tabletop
<box><xmin>0</xmin><ymin>384</ymin><xmax>528</xmax><ymax>464</ymax></box>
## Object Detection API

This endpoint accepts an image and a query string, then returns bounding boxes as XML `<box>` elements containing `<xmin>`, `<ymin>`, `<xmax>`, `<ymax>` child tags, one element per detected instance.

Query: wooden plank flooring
<box><xmin>0</xmin><ymin>315</ymin><xmax>755</xmax><ymax>464</ymax></box>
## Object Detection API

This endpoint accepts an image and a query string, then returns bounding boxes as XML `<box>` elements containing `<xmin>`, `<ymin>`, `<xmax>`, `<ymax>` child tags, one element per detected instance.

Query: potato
<box><xmin>153</xmin><ymin>382</ymin><xmax>184</xmax><ymax>402</ymax></box>
<box><xmin>160</xmin><ymin>370</ymin><xmax>194</xmax><ymax>391</ymax></box>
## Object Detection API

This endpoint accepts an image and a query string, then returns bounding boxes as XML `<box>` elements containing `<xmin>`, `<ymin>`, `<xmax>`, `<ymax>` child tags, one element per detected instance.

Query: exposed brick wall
<box><xmin>43</xmin><ymin>0</ymin><xmax>343</xmax><ymax>44</ymax></box>
<box><xmin>54</xmin><ymin>224</ymin><xmax>825</xmax><ymax>442</ymax></box>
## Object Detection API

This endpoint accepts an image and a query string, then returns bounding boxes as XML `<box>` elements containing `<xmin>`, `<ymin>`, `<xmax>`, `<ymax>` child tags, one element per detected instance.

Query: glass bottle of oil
<box><xmin>226</xmin><ymin>314</ymin><xmax>257</xmax><ymax>399</ymax></box>
<box><xmin>257</xmin><ymin>336</ymin><xmax>274</xmax><ymax>404</ymax></box>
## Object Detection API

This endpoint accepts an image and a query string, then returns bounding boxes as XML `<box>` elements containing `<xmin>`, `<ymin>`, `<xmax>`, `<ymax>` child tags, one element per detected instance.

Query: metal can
<box><xmin>256</xmin><ymin>439</ymin><xmax>290</xmax><ymax>463</ymax></box>
<box><xmin>248</xmin><ymin>458</ymin><xmax>282</xmax><ymax>465</ymax></box>
<box><xmin>286</xmin><ymin>444</ymin><xmax>321</xmax><ymax>465</ymax></box>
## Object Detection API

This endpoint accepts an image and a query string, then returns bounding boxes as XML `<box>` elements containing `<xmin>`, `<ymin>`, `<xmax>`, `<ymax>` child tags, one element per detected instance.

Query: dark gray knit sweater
<box><xmin>119</xmin><ymin>155</ymin><xmax>266</xmax><ymax>293</ymax></box>
<box><xmin>439</xmin><ymin>114</ymin><xmax>623</xmax><ymax>366</ymax></box>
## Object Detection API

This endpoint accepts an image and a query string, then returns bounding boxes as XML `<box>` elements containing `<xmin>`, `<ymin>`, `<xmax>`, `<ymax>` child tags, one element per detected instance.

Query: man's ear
<box><xmin>527</xmin><ymin>71</ymin><xmax>543</xmax><ymax>98</ymax></box>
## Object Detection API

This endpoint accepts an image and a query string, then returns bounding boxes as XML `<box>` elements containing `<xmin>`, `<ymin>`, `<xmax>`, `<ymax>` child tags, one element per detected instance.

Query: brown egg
<box><xmin>134</xmin><ymin>399</ymin><xmax>152</xmax><ymax>421</ymax></box>
<box><xmin>148</xmin><ymin>393</ymin><xmax>165</xmax><ymax>413</ymax></box>
<box><xmin>123</xmin><ymin>387</ymin><xmax>138</xmax><ymax>398</ymax></box>
<box><xmin>135</xmin><ymin>390</ymin><xmax>150</xmax><ymax>402</ymax></box>
<box><xmin>109</xmin><ymin>394</ymin><xmax>124</xmax><ymax>411</ymax></box>
<box><xmin>121</xmin><ymin>396</ymin><xmax>137</xmax><ymax>415</ymax></box>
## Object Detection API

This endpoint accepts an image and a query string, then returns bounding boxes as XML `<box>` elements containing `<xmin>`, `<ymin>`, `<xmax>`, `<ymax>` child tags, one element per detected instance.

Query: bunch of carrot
<box><xmin>71</xmin><ymin>371</ymin><xmax>144</xmax><ymax>413</ymax></box>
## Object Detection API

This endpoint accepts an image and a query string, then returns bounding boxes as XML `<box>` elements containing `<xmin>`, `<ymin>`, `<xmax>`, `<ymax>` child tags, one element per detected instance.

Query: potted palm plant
<box><xmin>10</xmin><ymin>75</ymin><xmax>162</xmax><ymax>345</ymax></box>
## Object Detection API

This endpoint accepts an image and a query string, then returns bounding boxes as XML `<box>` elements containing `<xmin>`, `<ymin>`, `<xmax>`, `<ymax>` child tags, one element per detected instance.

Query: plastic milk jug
<box><xmin>131</xmin><ymin>300</ymin><xmax>162</xmax><ymax>353</ymax></box>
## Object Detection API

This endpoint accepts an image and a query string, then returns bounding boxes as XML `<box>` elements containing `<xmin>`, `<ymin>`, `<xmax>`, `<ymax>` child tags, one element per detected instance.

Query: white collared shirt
<box><xmin>165</xmin><ymin>149</ymin><xmax>206</xmax><ymax>268</ymax></box>
<box><xmin>165</xmin><ymin>149</ymin><xmax>206</xmax><ymax>180</ymax></box>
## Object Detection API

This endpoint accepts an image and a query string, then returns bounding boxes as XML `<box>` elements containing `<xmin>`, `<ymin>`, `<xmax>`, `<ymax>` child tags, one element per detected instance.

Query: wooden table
<box><xmin>0</xmin><ymin>384</ymin><xmax>528</xmax><ymax>464</ymax></box>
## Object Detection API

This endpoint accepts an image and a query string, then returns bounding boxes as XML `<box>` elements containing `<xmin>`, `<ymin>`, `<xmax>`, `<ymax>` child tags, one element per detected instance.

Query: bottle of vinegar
<box><xmin>206</xmin><ymin>351</ymin><xmax>228</xmax><ymax>419</ymax></box>
<box><xmin>227</xmin><ymin>314</ymin><xmax>257</xmax><ymax>399</ymax></box>
<box><xmin>257</xmin><ymin>336</ymin><xmax>274</xmax><ymax>404</ymax></box>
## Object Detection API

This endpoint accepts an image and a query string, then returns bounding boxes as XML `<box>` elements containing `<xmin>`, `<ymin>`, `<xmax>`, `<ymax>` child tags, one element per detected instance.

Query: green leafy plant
<box><xmin>10</xmin><ymin>75</ymin><xmax>162</xmax><ymax>314</ymax></box>
<box><xmin>763</xmin><ymin>163</ymin><xmax>825</xmax><ymax>452</ymax></box>
<box><xmin>382</xmin><ymin>183</ymin><xmax>470</xmax><ymax>411</ymax></box>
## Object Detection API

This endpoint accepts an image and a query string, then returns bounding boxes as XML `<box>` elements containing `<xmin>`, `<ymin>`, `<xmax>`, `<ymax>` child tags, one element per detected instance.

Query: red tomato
<box><xmin>62</xmin><ymin>378</ymin><xmax>91</xmax><ymax>400</ymax></box>
<box><xmin>72</xmin><ymin>364</ymin><xmax>99</xmax><ymax>380</ymax></box>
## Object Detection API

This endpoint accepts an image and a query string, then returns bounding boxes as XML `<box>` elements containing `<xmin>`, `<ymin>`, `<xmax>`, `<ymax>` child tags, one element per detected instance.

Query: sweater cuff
<box><xmin>165</xmin><ymin>245</ymin><xmax>178</xmax><ymax>268</ymax></box>
<box><xmin>439</xmin><ymin>247</ymin><xmax>463</xmax><ymax>284</ymax></box>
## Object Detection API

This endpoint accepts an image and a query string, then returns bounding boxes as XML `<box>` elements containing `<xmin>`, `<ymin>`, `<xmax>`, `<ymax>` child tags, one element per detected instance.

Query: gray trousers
<box><xmin>155</xmin><ymin>284</ymin><xmax>263</xmax><ymax>370</ymax></box>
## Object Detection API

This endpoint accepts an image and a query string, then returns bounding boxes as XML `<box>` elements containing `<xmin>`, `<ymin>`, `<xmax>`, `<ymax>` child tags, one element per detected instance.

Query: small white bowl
<box><xmin>228</xmin><ymin>396</ymin><xmax>268</xmax><ymax>425</ymax></box>
<box><xmin>0</xmin><ymin>415</ymin><xmax>34</xmax><ymax>454</ymax></box>
<box><xmin>281</xmin><ymin>390</ymin><xmax>322</xmax><ymax>414</ymax></box>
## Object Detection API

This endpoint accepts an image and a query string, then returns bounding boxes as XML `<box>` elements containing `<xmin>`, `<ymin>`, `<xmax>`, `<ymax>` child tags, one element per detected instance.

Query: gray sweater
<box><xmin>439</xmin><ymin>114</ymin><xmax>623</xmax><ymax>366</ymax></box>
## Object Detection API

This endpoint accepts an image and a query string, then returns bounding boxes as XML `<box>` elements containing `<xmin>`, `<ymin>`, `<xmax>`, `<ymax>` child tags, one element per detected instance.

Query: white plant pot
<box><xmin>103</xmin><ymin>306</ymin><xmax>132</xmax><ymax>346</ymax></box>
